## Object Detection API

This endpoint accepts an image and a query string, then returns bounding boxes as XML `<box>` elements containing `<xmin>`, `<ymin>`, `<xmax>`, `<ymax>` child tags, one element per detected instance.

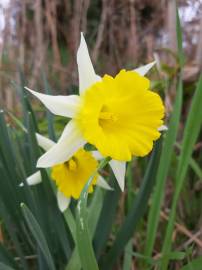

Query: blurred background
<box><xmin>0</xmin><ymin>0</ymin><xmax>202</xmax><ymax>111</ymax></box>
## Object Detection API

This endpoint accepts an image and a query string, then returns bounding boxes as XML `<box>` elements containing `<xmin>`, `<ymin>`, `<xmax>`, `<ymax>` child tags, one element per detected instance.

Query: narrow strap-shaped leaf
<box><xmin>76</xmin><ymin>158</ymin><xmax>110</xmax><ymax>270</ymax></box>
<box><xmin>64</xmin><ymin>208</ymin><xmax>77</xmax><ymax>243</ymax></box>
<box><xmin>160</xmin><ymin>75</ymin><xmax>202</xmax><ymax>269</ymax></box>
<box><xmin>145</xmin><ymin>79</ymin><xmax>182</xmax><ymax>256</ymax></box>
<box><xmin>123</xmin><ymin>239</ymin><xmax>133</xmax><ymax>270</ymax></box>
<box><xmin>88</xmin><ymin>187</ymin><xmax>104</xmax><ymax>234</ymax></box>
<box><xmin>0</xmin><ymin>111</ymin><xmax>19</xmax><ymax>187</ymax></box>
<box><xmin>176</xmin><ymin>142</ymin><xmax>202</xmax><ymax>179</ymax></box>
<box><xmin>0</xmin><ymin>201</ymin><xmax>28</xmax><ymax>269</ymax></box>
<box><xmin>123</xmin><ymin>163</ymin><xmax>135</xmax><ymax>269</ymax></box>
<box><xmin>76</xmin><ymin>182</ymin><xmax>99</xmax><ymax>270</ymax></box>
<box><xmin>37</xmin><ymin>169</ymin><xmax>72</xmax><ymax>260</ymax></box>
<box><xmin>94</xmin><ymin>175</ymin><xmax>121</xmax><ymax>258</ymax></box>
<box><xmin>100</xmin><ymin>139</ymin><xmax>162</xmax><ymax>270</ymax></box>
<box><xmin>179</xmin><ymin>256</ymin><xmax>202</xmax><ymax>270</ymax></box>
<box><xmin>65</xmin><ymin>188</ymin><xmax>104</xmax><ymax>270</ymax></box>
<box><xmin>65</xmin><ymin>249</ymin><xmax>81</xmax><ymax>270</ymax></box>
<box><xmin>21</xmin><ymin>203</ymin><xmax>56</xmax><ymax>270</ymax></box>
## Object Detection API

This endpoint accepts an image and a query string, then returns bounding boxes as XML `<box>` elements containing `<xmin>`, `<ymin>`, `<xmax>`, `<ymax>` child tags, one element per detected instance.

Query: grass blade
<box><xmin>76</xmin><ymin>187</ymin><xmax>99</xmax><ymax>270</ymax></box>
<box><xmin>145</xmin><ymin>80</ymin><xmax>182</xmax><ymax>256</ymax></box>
<box><xmin>65</xmin><ymin>249</ymin><xmax>81</xmax><ymax>270</ymax></box>
<box><xmin>21</xmin><ymin>203</ymin><xmax>56</xmax><ymax>270</ymax></box>
<box><xmin>76</xmin><ymin>187</ymin><xmax>101</xmax><ymax>269</ymax></box>
<box><xmin>123</xmin><ymin>239</ymin><xmax>133</xmax><ymax>270</ymax></box>
<box><xmin>123</xmin><ymin>163</ymin><xmax>134</xmax><ymax>270</ymax></box>
<box><xmin>76</xmin><ymin>158</ymin><xmax>110</xmax><ymax>270</ymax></box>
<box><xmin>160</xmin><ymin>76</ymin><xmax>202</xmax><ymax>269</ymax></box>
<box><xmin>88</xmin><ymin>187</ymin><xmax>104</xmax><ymax>234</ymax></box>
<box><xmin>180</xmin><ymin>256</ymin><xmax>202</xmax><ymax>270</ymax></box>
<box><xmin>65</xmin><ymin>187</ymin><xmax>104</xmax><ymax>270</ymax></box>
<box><xmin>94</xmin><ymin>175</ymin><xmax>121</xmax><ymax>258</ymax></box>
<box><xmin>145</xmin><ymin>4</ymin><xmax>184</xmax><ymax>259</ymax></box>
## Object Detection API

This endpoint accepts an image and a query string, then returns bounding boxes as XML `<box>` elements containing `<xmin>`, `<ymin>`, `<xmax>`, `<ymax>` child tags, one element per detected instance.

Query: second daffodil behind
<box><xmin>51</xmin><ymin>149</ymin><xmax>98</xmax><ymax>199</ymax></box>
<box><xmin>24</xmin><ymin>133</ymin><xmax>113</xmax><ymax>212</ymax></box>
<box><xmin>25</xmin><ymin>33</ymin><xmax>165</xmax><ymax>191</ymax></box>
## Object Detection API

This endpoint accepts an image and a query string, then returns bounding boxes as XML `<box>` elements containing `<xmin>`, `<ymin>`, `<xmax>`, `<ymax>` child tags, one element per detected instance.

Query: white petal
<box><xmin>77</xmin><ymin>33</ymin><xmax>101</xmax><ymax>94</ymax></box>
<box><xmin>25</xmin><ymin>87</ymin><xmax>81</xmax><ymax>118</ymax></box>
<box><xmin>57</xmin><ymin>190</ymin><xmax>71</xmax><ymax>212</ymax></box>
<box><xmin>134</xmin><ymin>61</ymin><xmax>156</xmax><ymax>76</ymax></box>
<box><xmin>21</xmin><ymin>171</ymin><xmax>42</xmax><ymax>186</ymax></box>
<box><xmin>109</xmin><ymin>160</ymin><xmax>126</xmax><ymax>191</ymax></box>
<box><xmin>91</xmin><ymin>150</ymin><xmax>103</xmax><ymax>160</ymax></box>
<box><xmin>158</xmin><ymin>125</ymin><xmax>168</xmax><ymax>131</ymax></box>
<box><xmin>37</xmin><ymin>120</ymin><xmax>86</xmax><ymax>168</ymax></box>
<box><xmin>96</xmin><ymin>175</ymin><xmax>113</xmax><ymax>190</ymax></box>
<box><xmin>36</xmin><ymin>133</ymin><xmax>55</xmax><ymax>151</ymax></box>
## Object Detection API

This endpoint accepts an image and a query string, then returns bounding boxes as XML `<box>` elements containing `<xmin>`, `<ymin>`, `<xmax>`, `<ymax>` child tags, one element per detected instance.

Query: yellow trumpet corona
<box><xmin>75</xmin><ymin>70</ymin><xmax>164</xmax><ymax>161</ymax></box>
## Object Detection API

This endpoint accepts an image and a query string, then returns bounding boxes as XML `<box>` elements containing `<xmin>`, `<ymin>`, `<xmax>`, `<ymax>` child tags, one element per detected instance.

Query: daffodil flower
<box><xmin>23</xmin><ymin>133</ymin><xmax>125</xmax><ymax>212</ymax></box>
<box><xmin>25</xmin><ymin>33</ymin><xmax>166</xmax><ymax>191</ymax></box>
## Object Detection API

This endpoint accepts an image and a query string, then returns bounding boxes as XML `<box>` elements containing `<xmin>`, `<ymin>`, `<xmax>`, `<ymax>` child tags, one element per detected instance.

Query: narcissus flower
<box><xmin>23</xmin><ymin>133</ymin><xmax>123</xmax><ymax>212</ymax></box>
<box><xmin>76</xmin><ymin>70</ymin><xmax>164</xmax><ymax>160</ymax></box>
<box><xmin>25</xmin><ymin>33</ymin><xmax>166</xmax><ymax>191</ymax></box>
<box><xmin>51</xmin><ymin>148</ymin><xmax>98</xmax><ymax>199</ymax></box>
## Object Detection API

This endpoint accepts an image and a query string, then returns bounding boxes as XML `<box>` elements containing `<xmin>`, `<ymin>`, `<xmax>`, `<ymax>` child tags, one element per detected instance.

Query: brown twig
<box><xmin>160</xmin><ymin>211</ymin><xmax>202</xmax><ymax>248</ymax></box>
<box><xmin>92</xmin><ymin>0</ymin><xmax>108</xmax><ymax>63</ymax></box>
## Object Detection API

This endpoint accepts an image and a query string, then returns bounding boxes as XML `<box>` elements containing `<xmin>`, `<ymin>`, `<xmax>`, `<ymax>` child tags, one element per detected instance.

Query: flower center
<box><xmin>98</xmin><ymin>106</ymin><xmax>118</xmax><ymax>127</ymax></box>
<box><xmin>99</xmin><ymin>111</ymin><xmax>117</xmax><ymax>122</ymax></box>
<box><xmin>65</xmin><ymin>158</ymin><xmax>77</xmax><ymax>171</ymax></box>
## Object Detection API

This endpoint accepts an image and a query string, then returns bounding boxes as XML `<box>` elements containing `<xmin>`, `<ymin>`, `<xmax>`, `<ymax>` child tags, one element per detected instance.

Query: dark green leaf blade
<box><xmin>21</xmin><ymin>203</ymin><xmax>56</xmax><ymax>270</ymax></box>
<box><xmin>100</xmin><ymin>139</ymin><xmax>162</xmax><ymax>270</ymax></box>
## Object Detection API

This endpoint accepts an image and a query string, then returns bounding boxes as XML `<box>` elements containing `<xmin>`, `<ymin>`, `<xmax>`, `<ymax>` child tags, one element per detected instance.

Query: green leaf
<box><xmin>94</xmin><ymin>175</ymin><xmax>121</xmax><ymax>258</ymax></box>
<box><xmin>145</xmin><ymin>80</ymin><xmax>182</xmax><ymax>256</ymax></box>
<box><xmin>0</xmin><ymin>201</ymin><xmax>28</xmax><ymax>269</ymax></box>
<box><xmin>65</xmin><ymin>249</ymin><xmax>81</xmax><ymax>270</ymax></box>
<box><xmin>21</xmin><ymin>203</ymin><xmax>56</xmax><ymax>270</ymax></box>
<box><xmin>100</xmin><ymin>139</ymin><xmax>162</xmax><ymax>270</ymax></box>
<box><xmin>123</xmin><ymin>163</ymin><xmax>134</xmax><ymax>270</ymax></box>
<box><xmin>189</xmin><ymin>158</ymin><xmax>202</xmax><ymax>179</ymax></box>
<box><xmin>76</xmin><ymin>183</ymin><xmax>99</xmax><ymax>270</ymax></box>
<box><xmin>76</xmin><ymin>158</ymin><xmax>110</xmax><ymax>270</ymax></box>
<box><xmin>65</xmin><ymin>188</ymin><xmax>104</xmax><ymax>270</ymax></box>
<box><xmin>160</xmin><ymin>75</ymin><xmax>202</xmax><ymax>269</ymax></box>
<box><xmin>64</xmin><ymin>208</ymin><xmax>77</xmax><ymax>243</ymax></box>
<box><xmin>88</xmin><ymin>187</ymin><xmax>104</xmax><ymax>234</ymax></box>
<box><xmin>165</xmin><ymin>251</ymin><xmax>185</xmax><ymax>261</ymax></box>
<box><xmin>123</xmin><ymin>239</ymin><xmax>133</xmax><ymax>270</ymax></box>
<box><xmin>175</xmin><ymin>142</ymin><xmax>202</xmax><ymax>179</ymax></box>
<box><xmin>125</xmin><ymin>251</ymin><xmax>154</xmax><ymax>265</ymax></box>
<box><xmin>180</xmin><ymin>256</ymin><xmax>202</xmax><ymax>270</ymax></box>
